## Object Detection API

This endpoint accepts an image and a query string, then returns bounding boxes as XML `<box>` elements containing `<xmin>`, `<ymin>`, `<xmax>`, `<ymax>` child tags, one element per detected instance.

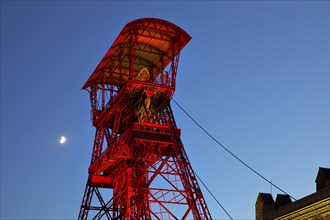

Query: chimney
<box><xmin>275</xmin><ymin>194</ymin><xmax>292</xmax><ymax>208</ymax></box>
<box><xmin>255</xmin><ymin>193</ymin><xmax>274</xmax><ymax>220</ymax></box>
<box><xmin>315</xmin><ymin>167</ymin><xmax>330</xmax><ymax>191</ymax></box>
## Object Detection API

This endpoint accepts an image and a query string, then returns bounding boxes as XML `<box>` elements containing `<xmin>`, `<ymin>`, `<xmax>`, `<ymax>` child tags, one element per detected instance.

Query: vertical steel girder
<box><xmin>79</xmin><ymin>82</ymin><xmax>212</xmax><ymax>219</ymax></box>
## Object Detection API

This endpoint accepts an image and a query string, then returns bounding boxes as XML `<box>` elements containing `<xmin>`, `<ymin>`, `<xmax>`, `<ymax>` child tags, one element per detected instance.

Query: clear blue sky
<box><xmin>1</xmin><ymin>1</ymin><xmax>329</xmax><ymax>219</ymax></box>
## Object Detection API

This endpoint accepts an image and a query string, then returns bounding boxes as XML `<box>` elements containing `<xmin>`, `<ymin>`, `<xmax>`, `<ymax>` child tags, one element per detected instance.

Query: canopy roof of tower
<box><xmin>82</xmin><ymin>18</ymin><xmax>191</xmax><ymax>89</ymax></box>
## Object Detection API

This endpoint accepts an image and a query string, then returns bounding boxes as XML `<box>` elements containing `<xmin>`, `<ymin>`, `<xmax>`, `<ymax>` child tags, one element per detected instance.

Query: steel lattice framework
<box><xmin>78</xmin><ymin>18</ymin><xmax>212</xmax><ymax>220</ymax></box>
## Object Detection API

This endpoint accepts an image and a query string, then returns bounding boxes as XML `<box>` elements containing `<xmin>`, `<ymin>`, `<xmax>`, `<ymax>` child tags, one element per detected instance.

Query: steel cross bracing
<box><xmin>78</xmin><ymin>18</ymin><xmax>212</xmax><ymax>220</ymax></box>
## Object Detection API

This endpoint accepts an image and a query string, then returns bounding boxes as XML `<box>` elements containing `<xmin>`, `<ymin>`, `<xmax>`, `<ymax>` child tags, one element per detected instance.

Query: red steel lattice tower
<box><xmin>78</xmin><ymin>18</ymin><xmax>212</xmax><ymax>220</ymax></box>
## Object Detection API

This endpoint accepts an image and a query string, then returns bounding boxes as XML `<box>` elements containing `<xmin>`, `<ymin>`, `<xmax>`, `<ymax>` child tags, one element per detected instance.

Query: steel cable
<box><xmin>172</xmin><ymin>98</ymin><xmax>296</xmax><ymax>204</ymax></box>
<box><xmin>192</xmin><ymin>169</ymin><xmax>234</xmax><ymax>219</ymax></box>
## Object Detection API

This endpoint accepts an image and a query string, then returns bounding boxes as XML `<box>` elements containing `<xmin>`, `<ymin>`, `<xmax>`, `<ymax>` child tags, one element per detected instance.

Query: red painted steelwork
<box><xmin>82</xmin><ymin>18</ymin><xmax>191</xmax><ymax>89</ymax></box>
<box><xmin>78</xmin><ymin>18</ymin><xmax>212</xmax><ymax>220</ymax></box>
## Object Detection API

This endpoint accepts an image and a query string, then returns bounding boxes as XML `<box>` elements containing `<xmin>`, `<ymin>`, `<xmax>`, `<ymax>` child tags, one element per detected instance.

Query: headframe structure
<box><xmin>78</xmin><ymin>18</ymin><xmax>212</xmax><ymax>220</ymax></box>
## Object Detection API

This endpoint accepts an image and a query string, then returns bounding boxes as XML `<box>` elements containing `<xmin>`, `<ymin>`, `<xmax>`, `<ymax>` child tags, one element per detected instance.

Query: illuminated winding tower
<box><xmin>78</xmin><ymin>18</ymin><xmax>212</xmax><ymax>220</ymax></box>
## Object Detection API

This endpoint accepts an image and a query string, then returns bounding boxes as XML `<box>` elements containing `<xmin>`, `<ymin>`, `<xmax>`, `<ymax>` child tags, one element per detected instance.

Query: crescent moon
<box><xmin>60</xmin><ymin>136</ymin><xmax>66</xmax><ymax>144</ymax></box>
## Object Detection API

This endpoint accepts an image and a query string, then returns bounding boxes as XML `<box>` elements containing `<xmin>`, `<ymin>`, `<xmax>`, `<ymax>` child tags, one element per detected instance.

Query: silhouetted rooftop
<box><xmin>258</xmin><ymin>193</ymin><xmax>275</xmax><ymax>204</ymax></box>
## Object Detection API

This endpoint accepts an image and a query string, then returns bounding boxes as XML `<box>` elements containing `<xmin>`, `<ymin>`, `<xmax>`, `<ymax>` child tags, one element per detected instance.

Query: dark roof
<box><xmin>258</xmin><ymin>193</ymin><xmax>275</xmax><ymax>204</ymax></box>
<box><xmin>264</xmin><ymin>185</ymin><xmax>330</xmax><ymax>219</ymax></box>
<box><xmin>316</xmin><ymin>167</ymin><xmax>330</xmax><ymax>181</ymax></box>
<box><xmin>275</xmin><ymin>194</ymin><xmax>292</xmax><ymax>208</ymax></box>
